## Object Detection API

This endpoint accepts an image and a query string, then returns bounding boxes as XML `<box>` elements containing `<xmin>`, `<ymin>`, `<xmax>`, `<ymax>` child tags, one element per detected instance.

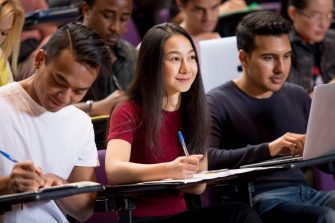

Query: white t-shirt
<box><xmin>0</xmin><ymin>82</ymin><xmax>98</xmax><ymax>223</ymax></box>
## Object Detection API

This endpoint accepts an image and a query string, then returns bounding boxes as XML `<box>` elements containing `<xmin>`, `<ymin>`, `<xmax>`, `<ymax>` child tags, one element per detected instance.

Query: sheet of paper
<box><xmin>39</xmin><ymin>181</ymin><xmax>101</xmax><ymax>192</ymax></box>
<box><xmin>135</xmin><ymin>167</ymin><xmax>279</xmax><ymax>185</ymax></box>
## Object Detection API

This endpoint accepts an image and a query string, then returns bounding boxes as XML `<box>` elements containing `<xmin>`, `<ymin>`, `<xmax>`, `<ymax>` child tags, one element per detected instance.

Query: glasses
<box><xmin>297</xmin><ymin>9</ymin><xmax>335</xmax><ymax>24</ymax></box>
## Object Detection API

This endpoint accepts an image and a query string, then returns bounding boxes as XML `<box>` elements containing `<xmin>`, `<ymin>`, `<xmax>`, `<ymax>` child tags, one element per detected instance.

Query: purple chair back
<box><xmin>80</xmin><ymin>150</ymin><xmax>118</xmax><ymax>223</ymax></box>
<box><xmin>96</xmin><ymin>149</ymin><xmax>108</xmax><ymax>185</ymax></box>
<box><xmin>157</xmin><ymin>8</ymin><xmax>170</xmax><ymax>23</ymax></box>
<box><xmin>122</xmin><ymin>18</ymin><xmax>141</xmax><ymax>47</ymax></box>
<box><xmin>259</xmin><ymin>2</ymin><xmax>281</xmax><ymax>12</ymax></box>
<box><xmin>313</xmin><ymin>167</ymin><xmax>335</xmax><ymax>191</ymax></box>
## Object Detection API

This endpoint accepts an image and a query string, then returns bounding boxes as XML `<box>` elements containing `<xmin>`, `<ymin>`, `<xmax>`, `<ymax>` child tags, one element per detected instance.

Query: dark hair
<box><xmin>289</xmin><ymin>0</ymin><xmax>310</xmax><ymax>10</ymax></box>
<box><xmin>77</xmin><ymin>0</ymin><xmax>95</xmax><ymax>21</ymax></box>
<box><xmin>81</xmin><ymin>0</ymin><xmax>94</xmax><ymax>6</ymax></box>
<box><xmin>43</xmin><ymin>23</ymin><xmax>111</xmax><ymax>79</ymax></box>
<box><xmin>125</xmin><ymin>22</ymin><xmax>209</xmax><ymax>155</ymax></box>
<box><xmin>236</xmin><ymin>10</ymin><xmax>292</xmax><ymax>55</ymax></box>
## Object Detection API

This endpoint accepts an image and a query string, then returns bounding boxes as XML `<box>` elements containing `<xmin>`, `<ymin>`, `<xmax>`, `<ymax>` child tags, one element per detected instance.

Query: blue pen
<box><xmin>0</xmin><ymin>149</ymin><xmax>18</xmax><ymax>163</ymax></box>
<box><xmin>178</xmin><ymin>131</ymin><xmax>189</xmax><ymax>156</ymax></box>
<box><xmin>0</xmin><ymin>149</ymin><xmax>46</xmax><ymax>182</ymax></box>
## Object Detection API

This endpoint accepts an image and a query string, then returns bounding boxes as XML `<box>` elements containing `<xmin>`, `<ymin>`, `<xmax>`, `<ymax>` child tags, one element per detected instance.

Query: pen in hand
<box><xmin>178</xmin><ymin>131</ymin><xmax>189</xmax><ymax>156</ymax></box>
<box><xmin>0</xmin><ymin>149</ymin><xmax>46</xmax><ymax>182</ymax></box>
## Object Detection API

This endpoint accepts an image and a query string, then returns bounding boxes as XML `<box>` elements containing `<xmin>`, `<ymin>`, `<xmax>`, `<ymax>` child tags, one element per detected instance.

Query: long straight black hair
<box><xmin>118</xmin><ymin>23</ymin><xmax>209</xmax><ymax>155</ymax></box>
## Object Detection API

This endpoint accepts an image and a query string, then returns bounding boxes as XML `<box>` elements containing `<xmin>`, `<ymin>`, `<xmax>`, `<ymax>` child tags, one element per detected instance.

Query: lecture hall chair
<box><xmin>47</xmin><ymin>0</ymin><xmax>73</xmax><ymax>8</ymax></box>
<box><xmin>122</xmin><ymin>18</ymin><xmax>141</xmax><ymax>47</ymax></box>
<box><xmin>313</xmin><ymin>168</ymin><xmax>335</xmax><ymax>191</ymax></box>
<box><xmin>80</xmin><ymin>150</ymin><xmax>118</xmax><ymax>223</ymax></box>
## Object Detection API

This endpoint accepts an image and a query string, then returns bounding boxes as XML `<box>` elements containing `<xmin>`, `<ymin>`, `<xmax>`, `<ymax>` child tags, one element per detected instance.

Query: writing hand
<box><xmin>168</xmin><ymin>154</ymin><xmax>204</xmax><ymax>179</ymax></box>
<box><xmin>9</xmin><ymin>161</ymin><xmax>45</xmax><ymax>193</ymax></box>
<box><xmin>41</xmin><ymin>173</ymin><xmax>67</xmax><ymax>188</ymax></box>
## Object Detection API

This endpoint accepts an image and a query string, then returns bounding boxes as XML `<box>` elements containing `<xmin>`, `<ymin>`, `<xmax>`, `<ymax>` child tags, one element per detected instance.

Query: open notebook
<box><xmin>241</xmin><ymin>83</ymin><xmax>335</xmax><ymax>168</ymax></box>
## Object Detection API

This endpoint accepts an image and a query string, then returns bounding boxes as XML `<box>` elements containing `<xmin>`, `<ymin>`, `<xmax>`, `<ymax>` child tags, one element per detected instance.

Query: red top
<box><xmin>107</xmin><ymin>100</ymin><xmax>187</xmax><ymax>217</ymax></box>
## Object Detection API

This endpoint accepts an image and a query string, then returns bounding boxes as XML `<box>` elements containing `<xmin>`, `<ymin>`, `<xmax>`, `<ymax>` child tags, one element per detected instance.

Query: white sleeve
<box><xmin>75</xmin><ymin>118</ymin><xmax>98</xmax><ymax>167</ymax></box>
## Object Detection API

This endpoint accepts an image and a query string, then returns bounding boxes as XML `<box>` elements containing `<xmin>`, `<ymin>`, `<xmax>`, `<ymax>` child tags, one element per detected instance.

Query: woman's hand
<box><xmin>168</xmin><ymin>154</ymin><xmax>203</xmax><ymax>179</ymax></box>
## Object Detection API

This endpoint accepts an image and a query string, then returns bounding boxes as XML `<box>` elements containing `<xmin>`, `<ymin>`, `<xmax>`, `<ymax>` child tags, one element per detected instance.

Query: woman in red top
<box><xmin>105</xmin><ymin>22</ymin><xmax>261</xmax><ymax>223</ymax></box>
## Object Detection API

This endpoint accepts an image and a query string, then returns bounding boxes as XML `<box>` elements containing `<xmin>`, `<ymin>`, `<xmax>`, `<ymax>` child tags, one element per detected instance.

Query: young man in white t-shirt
<box><xmin>0</xmin><ymin>23</ymin><xmax>111</xmax><ymax>223</ymax></box>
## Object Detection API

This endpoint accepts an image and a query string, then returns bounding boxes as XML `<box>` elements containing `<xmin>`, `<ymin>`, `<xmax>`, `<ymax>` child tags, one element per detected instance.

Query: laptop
<box><xmin>199</xmin><ymin>36</ymin><xmax>242</xmax><ymax>92</ymax></box>
<box><xmin>241</xmin><ymin>83</ymin><xmax>335</xmax><ymax>168</ymax></box>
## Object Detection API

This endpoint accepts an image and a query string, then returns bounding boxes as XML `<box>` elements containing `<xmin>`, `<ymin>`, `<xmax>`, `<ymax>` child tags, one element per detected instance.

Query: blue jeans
<box><xmin>253</xmin><ymin>185</ymin><xmax>335</xmax><ymax>223</ymax></box>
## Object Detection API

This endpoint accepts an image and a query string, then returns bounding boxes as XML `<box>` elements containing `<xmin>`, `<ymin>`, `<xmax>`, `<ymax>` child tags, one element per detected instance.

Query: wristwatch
<box><xmin>86</xmin><ymin>100</ymin><xmax>93</xmax><ymax>116</ymax></box>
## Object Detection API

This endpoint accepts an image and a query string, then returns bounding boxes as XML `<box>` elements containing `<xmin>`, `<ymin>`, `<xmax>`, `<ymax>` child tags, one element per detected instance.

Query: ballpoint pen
<box><xmin>178</xmin><ymin>131</ymin><xmax>189</xmax><ymax>156</ymax></box>
<box><xmin>0</xmin><ymin>149</ymin><xmax>46</xmax><ymax>181</ymax></box>
<box><xmin>0</xmin><ymin>149</ymin><xmax>18</xmax><ymax>163</ymax></box>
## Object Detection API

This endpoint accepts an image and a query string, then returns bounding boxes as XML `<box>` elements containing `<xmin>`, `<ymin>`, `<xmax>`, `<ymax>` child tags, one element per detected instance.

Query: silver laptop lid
<box><xmin>199</xmin><ymin>36</ymin><xmax>242</xmax><ymax>92</ymax></box>
<box><xmin>303</xmin><ymin>83</ymin><xmax>335</xmax><ymax>160</ymax></box>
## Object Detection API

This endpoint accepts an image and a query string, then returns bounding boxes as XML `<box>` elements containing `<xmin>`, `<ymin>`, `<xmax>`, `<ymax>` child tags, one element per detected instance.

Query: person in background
<box><xmin>78</xmin><ymin>0</ymin><xmax>137</xmax><ymax>116</ymax></box>
<box><xmin>0</xmin><ymin>23</ymin><xmax>111</xmax><ymax>222</ymax></box>
<box><xmin>207</xmin><ymin>10</ymin><xmax>335</xmax><ymax>223</ymax></box>
<box><xmin>172</xmin><ymin>0</ymin><xmax>247</xmax><ymax>41</ymax></box>
<box><xmin>169</xmin><ymin>0</ymin><xmax>185</xmax><ymax>24</ymax></box>
<box><xmin>287</xmin><ymin>0</ymin><xmax>335</xmax><ymax>94</ymax></box>
<box><xmin>175</xmin><ymin>0</ymin><xmax>221</xmax><ymax>41</ymax></box>
<box><xmin>15</xmin><ymin>0</ymin><xmax>58</xmax><ymax>81</ymax></box>
<box><xmin>77</xmin><ymin>0</ymin><xmax>137</xmax><ymax>149</ymax></box>
<box><xmin>105</xmin><ymin>22</ymin><xmax>262</xmax><ymax>223</ymax></box>
<box><xmin>219</xmin><ymin>0</ymin><xmax>248</xmax><ymax>15</ymax></box>
<box><xmin>0</xmin><ymin>0</ymin><xmax>24</xmax><ymax>86</ymax></box>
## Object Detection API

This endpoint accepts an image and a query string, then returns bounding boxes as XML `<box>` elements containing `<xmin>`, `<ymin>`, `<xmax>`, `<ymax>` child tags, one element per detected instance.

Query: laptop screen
<box><xmin>199</xmin><ymin>36</ymin><xmax>242</xmax><ymax>92</ymax></box>
<box><xmin>303</xmin><ymin>83</ymin><xmax>335</xmax><ymax>160</ymax></box>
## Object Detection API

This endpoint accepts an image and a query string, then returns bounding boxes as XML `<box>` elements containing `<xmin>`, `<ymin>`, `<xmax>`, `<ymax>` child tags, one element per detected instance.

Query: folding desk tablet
<box><xmin>0</xmin><ymin>181</ymin><xmax>103</xmax><ymax>214</ymax></box>
<box><xmin>95</xmin><ymin>152</ymin><xmax>335</xmax><ymax>223</ymax></box>
<box><xmin>96</xmin><ymin>167</ymin><xmax>282</xmax><ymax>223</ymax></box>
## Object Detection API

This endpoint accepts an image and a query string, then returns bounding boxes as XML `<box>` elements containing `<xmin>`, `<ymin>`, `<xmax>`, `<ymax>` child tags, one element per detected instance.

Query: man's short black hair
<box><xmin>43</xmin><ymin>23</ymin><xmax>111</xmax><ymax>78</ymax></box>
<box><xmin>236</xmin><ymin>10</ymin><xmax>292</xmax><ymax>55</ymax></box>
<box><xmin>77</xmin><ymin>0</ymin><xmax>95</xmax><ymax>21</ymax></box>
